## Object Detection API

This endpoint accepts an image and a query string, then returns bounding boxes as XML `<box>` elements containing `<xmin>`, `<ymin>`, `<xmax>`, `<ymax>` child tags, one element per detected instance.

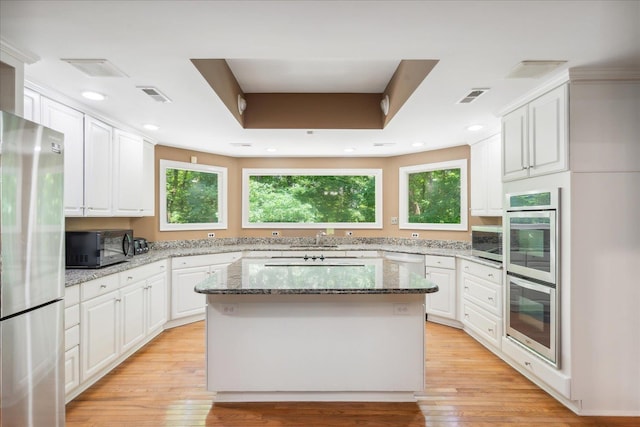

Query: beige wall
<box><xmin>72</xmin><ymin>143</ymin><xmax>501</xmax><ymax>242</ymax></box>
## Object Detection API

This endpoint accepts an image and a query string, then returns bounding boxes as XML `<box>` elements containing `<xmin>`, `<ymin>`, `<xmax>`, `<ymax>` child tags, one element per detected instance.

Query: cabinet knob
<box><xmin>464</xmin><ymin>266</ymin><xmax>469</xmax><ymax>270</ymax></box>
<box><xmin>115</xmin><ymin>298</ymin><xmax>121</xmax><ymax>302</ymax></box>
<box><xmin>524</xmin><ymin>361</ymin><xmax>532</xmax><ymax>368</ymax></box>
<box><xmin>488</xmin><ymin>273</ymin><xmax>494</xmax><ymax>278</ymax></box>
<box><xmin>488</xmin><ymin>297</ymin><xmax>494</xmax><ymax>302</ymax></box>
<box><xmin>464</xmin><ymin>313</ymin><xmax>470</xmax><ymax>319</ymax></box>
<box><xmin>488</xmin><ymin>328</ymin><xmax>493</xmax><ymax>333</ymax></box>
<box><xmin>464</xmin><ymin>286</ymin><xmax>469</xmax><ymax>291</ymax></box>
<box><xmin>100</xmin><ymin>284</ymin><xmax>107</xmax><ymax>289</ymax></box>
<box><xmin>128</xmin><ymin>276</ymin><xmax>133</xmax><ymax>280</ymax></box>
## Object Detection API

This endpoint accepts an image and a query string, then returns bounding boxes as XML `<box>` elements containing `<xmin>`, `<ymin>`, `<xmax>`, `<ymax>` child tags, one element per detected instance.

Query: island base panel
<box><xmin>205</xmin><ymin>294</ymin><xmax>426</xmax><ymax>402</ymax></box>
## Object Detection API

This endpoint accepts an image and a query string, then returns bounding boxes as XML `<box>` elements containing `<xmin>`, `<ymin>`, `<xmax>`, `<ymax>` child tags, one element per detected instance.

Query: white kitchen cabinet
<box><xmin>502</xmin><ymin>83</ymin><xmax>568</xmax><ymax>182</ymax></box>
<box><xmin>64</xmin><ymin>285</ymin><xmax>80</xmax><ymax>400</ymax></box>
<box><xmin>81</xmin><ymin>289</ymin><xmax>120</xmax><ymax>381</ymax></box>
<box><xmin>459</xmin><ymin>259</ymin><xmax>502</xmax><ymax>349</ymax></box>
<box><xmin>470</xmin><ymin>134</ymin><xmax>502</xmax><ymax>216</ymax></box>
<box><xmin>146</xmin><ymin>272</ymin><xmax>168</xmax><ymax>334</ymax></box>
<box><xmin>120</xmin><ymin>281</ymin><xmax>146</xmax><ymax>355</ymax></box>
<box><xmin>23</xmin><ymin>87</ymin><xmax>40</xmax><ymax>122</ymax></box>
<box><xmin>84</xmin><ymin>116</ymin><xmax>114</xmax><ymax>216</ymax></box>
<box><xmin>113</xmin><ymin>129</ymin><xmax>144</xmax><ymax>216</ymax></box>
<box><xmin>424</xmin><ymin>255</ymin><xmax>457</xmax><ymax>326</ymax></box>
<box><xmin>171</xmin><ymin>252</ymin><xmax>241</xmax><ymax>322</ymax></box>
<box><xmin>40</xmin><ymin>97</ymin><xmax>85</xmax><ymax>216</ymax></box>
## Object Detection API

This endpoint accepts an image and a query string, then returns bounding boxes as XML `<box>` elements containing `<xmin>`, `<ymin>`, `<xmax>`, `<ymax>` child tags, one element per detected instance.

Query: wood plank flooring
<box><xmin>66</xmin><ymin>321</ymin><xmax>639</xmax><ymax>426</ymax></box>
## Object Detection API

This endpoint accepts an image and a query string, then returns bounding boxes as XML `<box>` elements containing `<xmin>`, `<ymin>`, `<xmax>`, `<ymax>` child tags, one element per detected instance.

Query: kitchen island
<box><xmin>194</xmin><ymin>253</ymin><xmax>438</xmax><ymax>402</ymax></box>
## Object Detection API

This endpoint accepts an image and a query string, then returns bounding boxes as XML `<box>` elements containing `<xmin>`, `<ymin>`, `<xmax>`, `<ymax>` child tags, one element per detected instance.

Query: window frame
<box><xmin>242</xmin><ymin>168</ymin><xmax>383</xmax><ymax>229</ymax></box>
<box><xmin>159</xmin><ymin>159</ymin><xmax>228</xmax><ymax>231</ymax></box>
<box><xmin>398</xmin><ymin>159</ymin><xmax>468</xmax><ymax>231</ymax></box>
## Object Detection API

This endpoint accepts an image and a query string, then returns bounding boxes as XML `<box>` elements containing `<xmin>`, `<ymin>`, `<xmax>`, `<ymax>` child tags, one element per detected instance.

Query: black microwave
<box><xmin>471</xmin><ymin>226</ymin><xmax>503</xmax><ymax>262</ymax></box>
<box><xmin>65</xmin><ymin>229</ymin><xmax>134</xmax><ymax>268</ymax></box>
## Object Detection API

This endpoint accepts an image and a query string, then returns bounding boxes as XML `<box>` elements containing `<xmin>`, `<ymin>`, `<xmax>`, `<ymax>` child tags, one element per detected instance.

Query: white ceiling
<box><xmin>1</xmin><ymin>1</ymin><xmax>639</xmax><ymax>157</ymax></box>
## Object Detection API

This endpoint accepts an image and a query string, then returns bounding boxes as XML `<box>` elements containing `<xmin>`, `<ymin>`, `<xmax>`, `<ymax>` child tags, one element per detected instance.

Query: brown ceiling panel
<box><xmin>191</xmin><ymin>58</ymin><xmax>245</xmax><ymax>126</ymax></box>
<box><xmin>243</xmin><ymin>93</ymin><xmax>383</xmax><ymax>129</ymax></box>
<box><xmin>383</xmin><ymin>59</ymin><xmax>439</xmax><ymax>126</ymax></box>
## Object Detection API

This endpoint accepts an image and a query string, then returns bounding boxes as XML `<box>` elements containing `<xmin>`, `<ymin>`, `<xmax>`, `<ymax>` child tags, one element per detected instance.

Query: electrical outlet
<box><xmin>345</xmin><ymin>231</ymin><xmax>353</xmax><ymax>236</ymax></box>
<box><xmin>411</xmin><ymin>232</ymin><xmax>419</xmax><ymax>239</ymax></box>
<box><xmin>393</xmin><ymin>303</ymin><xmax>410</xmax><ymax>315</ymax></box>
<box><xmin>220</xmin><ymin>303</ymin><xmax>238</xmax><ymax>315</ymax></box>
<box><xmin>272</xmin><ymin>231</ymin><xmax>280</xmax><ymax>237</ymax></box>
<box><xmin>391</xmin><ymin>216</ymin><xmax>398</xmax><ymax>225</ymax></box>
<box><xmin>207</xmin><ymin>232</ymin><xmax>215</xmax><ymax>238</ymax></box>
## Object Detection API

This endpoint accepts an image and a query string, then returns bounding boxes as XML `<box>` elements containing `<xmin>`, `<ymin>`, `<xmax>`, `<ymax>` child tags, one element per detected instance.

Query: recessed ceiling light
<box><xmin>344</xmin><ymin>148</ymin><xmax>356</xmax><ymax>153</ymax></box>
<box><xmin>467</xmin><ymin>124</ymin><xmax>484</xmax><ymax>131</ymax></box>
<box><xmin>81</xmin><ymin>91</ymin><xmax>106</xmax><ymax>101</ymax></box>
<box><xmin>411</xmin><ymin>142</ymin><xmax>425</xmax><ymax>147</ymax></box>
<box><xmin>143</xmin><ymin>124</ymin><xmax>159</xmax><ymax>131</ymax></box>
<box><xmin>266</xmin><ymin>147</ymin><xmax>277</xmax><ymax>153</ymax></box>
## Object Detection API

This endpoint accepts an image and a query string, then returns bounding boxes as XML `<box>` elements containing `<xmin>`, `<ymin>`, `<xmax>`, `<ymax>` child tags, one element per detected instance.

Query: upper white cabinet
<box><xmin>25</xmin><ymin>86</ymin><xmax>155</xmax><ymax>217</ymax></box>
<box><xmin>40</xmin><ymin>97</ymin><xmax>85</xmax><ymax>216</ymax></box>
<box><xmin>502</xmin><ymin>84</ymin><xmax>568</xmax><ymax>182</ymax></box>
<box><xmin>470</xmin><ymin>134</ymin><xmax>502</xmax><ymax>216</ymax></box>
<box><xmin>84</xmin><ymin>116</ymin><xmax>114</xmax><ymax>216</ymax></box>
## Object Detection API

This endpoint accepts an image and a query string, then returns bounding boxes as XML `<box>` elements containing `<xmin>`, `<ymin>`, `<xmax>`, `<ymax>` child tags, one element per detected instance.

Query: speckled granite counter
<box><xmin>64</xmin><ymin>238</ymin><xmax>500</xmax><ymax>287</ymax></box>
<box><xmin>194</xmin><ymin>255</ymin><xmax>439</xmax><ymax>295</ymax></box>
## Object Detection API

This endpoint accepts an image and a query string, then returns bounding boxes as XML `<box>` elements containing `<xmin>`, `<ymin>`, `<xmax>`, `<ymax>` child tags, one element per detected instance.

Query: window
<box><xmin>399</xmin><ymin>159</ymin><xmax>468</xmax><ymax>231</ymax></box>
<box><xmin>159</xmin><ymin>160</ymin><xmax>227</xmax><ymax>231</ymax></box>
<box><xmin>242</xmin><ymin>168</ymin><xmax>382</xmax><ymax>229</ymax></box>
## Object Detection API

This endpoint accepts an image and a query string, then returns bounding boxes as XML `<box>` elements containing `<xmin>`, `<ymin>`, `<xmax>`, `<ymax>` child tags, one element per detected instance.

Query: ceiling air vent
<box><xmin>61</xmin><ymin>58</ymin><xmax>128</xmax><ymax>77</ymax></box>
<box><xmin>457</xmin><ymin>88</ymin><xmax>490</xmax><ymax>104</ymax></box>
<box><xmin>373</xmin><ymin>142</ymin><xmax>396</xmax><ymax>147</ymax></box>
<box><xmin>137</xmin><ymin>86</ymin><xmax>172</xmax><ymax>103</ymax></box>
<box><xmin>230</xmin><ymin>142</ymin><xmax>253</xmax><ymax>147</ymax></box>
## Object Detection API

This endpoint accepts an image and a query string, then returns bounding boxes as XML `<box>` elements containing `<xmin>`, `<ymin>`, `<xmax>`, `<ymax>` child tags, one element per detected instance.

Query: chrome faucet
<box><xmin>316</xmin><ymin>231</ymin><xmax>327</xmax><ymax>246</ymax></box>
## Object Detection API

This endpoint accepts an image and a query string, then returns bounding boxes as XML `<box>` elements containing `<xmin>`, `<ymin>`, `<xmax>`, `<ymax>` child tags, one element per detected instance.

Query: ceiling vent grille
<box><xmin>373</xmin><ymin>142</ymin><xmax>396</xmax><ymax>147</ymax></box>
<box><xmin>230</xmin><ymin>142</ymin><xmax>253</xmax><ymax>147</ymax></box>
<box><xmin>137</xmin><ymin>86</ymin><xmax>172</xmax><ymax>103</ymax></box>
<box><xmin>457</xmin><ymin>88</ymin><xmax>490</xmax><ymax>104</ymax></box>
<box><xmin>61</xmin><ymin>58</ymin><xmax>128</xmax><ymax>77</ymax></box>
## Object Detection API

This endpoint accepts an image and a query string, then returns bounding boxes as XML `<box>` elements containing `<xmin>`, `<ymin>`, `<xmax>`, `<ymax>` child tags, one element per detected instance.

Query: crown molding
<box><xmin>0</xmin><ymin>38</ymin><xmax>40</xmax><ymax>64</ymax></box>
<box><xmin>568</xmin><ymin>67</ymin><xmax>640</xmax><ymax>82</ymax></box>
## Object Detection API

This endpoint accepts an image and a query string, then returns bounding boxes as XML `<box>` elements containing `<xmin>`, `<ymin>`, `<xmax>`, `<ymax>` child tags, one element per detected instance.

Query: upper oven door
<box><xmin>505</xmin><ymin>210</ymin><xmax>556</xmax><ymax>284</ymax></box>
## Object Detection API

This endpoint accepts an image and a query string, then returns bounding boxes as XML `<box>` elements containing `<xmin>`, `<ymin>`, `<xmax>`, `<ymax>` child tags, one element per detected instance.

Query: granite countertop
<box><xmin>194</xmin><ymin>256</ymin><xmax>439</xmax><ymax>295</ymax></box>
<box><xmin>64</xmin><ymin>238</ymin><xmax>501</xmax><ymax>287</ymax></box>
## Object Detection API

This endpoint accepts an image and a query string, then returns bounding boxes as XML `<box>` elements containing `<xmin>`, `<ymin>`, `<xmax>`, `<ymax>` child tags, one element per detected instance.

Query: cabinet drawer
<box><xmin>65</xmin><ymin>324</ymin><xmax>80</xmax><ymax>350</ymax></box>
<box><xmin>462</xmin><ymin>274</ymin><xmax>502</xmax><ymax>316</ymax></box>
<box><xmin>65</xmin><ymin>285</ymin><xmax>80</xmax><ymax>308</ymax></box>
<box><xmin>425</xmin><ymin>255</ymin><xmax>455</xmax><ymax>269</ymax></box>
<box><xmin>501</xmin><ymin>336</ymin><xmax>571</xmax><ymax>398</ymax></box>
<box><xmin>81</xmin><ymin>274</ymin><xmax>120</xmax><ymax>301</ymax></box>
<box><xmin>119</xmin><ymin>260</ymin><xmax>167</xmax><ymax>285</ymax></box>
<box><xmin>65</xmin><ymin>304</ymin><xmax>80</xmax><ymax>329</ymax></box>
<box><xmin>460</xmin><ymin>259</ymin><xmax>502</xmax><ymax>285</ymax></box>
<box><xmin>462</xmin><ymin>302</ymin><xmax>501</xmax><ymax>349</ymax></box>
<box><xmin>172</xmin><ymin>252</ymin><xmax>241</xmax><ymax>269</ymax></box>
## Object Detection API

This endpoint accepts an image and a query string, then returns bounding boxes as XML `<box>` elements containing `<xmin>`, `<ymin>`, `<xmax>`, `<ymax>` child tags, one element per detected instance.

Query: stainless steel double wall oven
<box><xmin>505</xmin><ymin>189</ymin><xmax>560</xmax><ymax>367</ymax></box>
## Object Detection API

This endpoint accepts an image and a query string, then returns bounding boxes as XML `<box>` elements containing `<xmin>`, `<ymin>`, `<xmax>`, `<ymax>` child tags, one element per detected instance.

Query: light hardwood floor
<box><xmin>66</xmin><ymin>321</ymin><xmax>639</xmax><ymax>426</ymax></box>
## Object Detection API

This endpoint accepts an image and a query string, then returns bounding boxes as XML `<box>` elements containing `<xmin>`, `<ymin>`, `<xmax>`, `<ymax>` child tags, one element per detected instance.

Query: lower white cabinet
<box><xmin>76</xmin><ymin>260</ymin><xmax>168</xmax><ymax>396</ymax></box>
<box><xmin>459</xmin><ymin>259</ymin><xmax>503</xmax><ymax>349</ymax></box>
<box><xmin>171</xmin><ymin>252</ymin><xmax>241</xmax><ymax>320</ymax></box>
<box><xmin>424</xmin><ymin>255</ymin><xmax>457</xmax><ymax>324</ymax></box>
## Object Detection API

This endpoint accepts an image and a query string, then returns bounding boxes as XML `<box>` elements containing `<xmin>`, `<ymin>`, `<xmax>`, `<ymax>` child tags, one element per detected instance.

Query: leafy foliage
<box><xmin>248</xmin><ymin>175</ymin><xmax>376</xmax><ymax>223</ymax></box>
<box><xmin>165</xmin><ymin>168</ymin><xmax>219</xmax><ymax>224</ymax></box>
<box><xmin>407</xmin><ymin>168</ymin><xmax>461</xmax><ymax>224</ymax></box>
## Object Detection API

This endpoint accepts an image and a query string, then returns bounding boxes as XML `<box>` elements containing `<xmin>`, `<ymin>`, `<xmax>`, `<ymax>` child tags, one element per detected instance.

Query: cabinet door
<box><xmin>23</xmin><ymin>87</ymin><xmax>41</xmax><ymax>122</ymax></box>
<box><xmin>502</xmin><ymin>105</ymin><xmax>529</xmax><ymax>182</ymax></box>
<box><xmin>64</xmin><ymin>346</ymin><xmax>80</xmax><ymax>395</ymax></box>
<box><xmin>485</xmin><ymin>135</ymin><xmax>503</xmax><ymax>215</ymax></box>
<box><xmin>120</xmin><ymin>281</ymin><xmax>146</xmax><ymax>354</ymax></box>
<box><xmin>84</xmin><ymin>116</ymin><xmax>113</xmax><ymax>216</ymax></box>
<box><xmin>81</xmin><ymin>291</ymin><xmax>120</xmax><ymax>381</ymax></box>
<box><xmin>171</xmin><ymin>266</ymin><xmax>209</xmax><ymax>319</ymax></box>
<box><xmin>528</xmin><ymin>84</ymin><xmax>568</xmax><ymax>177</ymax></box>
<box><xmin>470</xmin><ymin>142</ymin><xmax>486</xmax><ymax>216</ymax></box>
<box><xmin>40</xmin><ymin>97</ymin><xmax>85</xmax><ymax>216</ymax></box>
<box><xmin>140</xmin><ymin>140</ymin><xmax>155</xmax><ymax>216</ymax></box>
<box><xmin>425</xmin><ymin>267</ymin><xmax>456</xmax><ymax>319</ymax></box>
<box><xmin>146</xmin><ymin>272</ymin><xmax>168</xmax><ymax>334</ymax></box>
<box><xmin>113</xmin><ymin>129</ymin><xmax>144</xmax><ymax>216</ymax></box>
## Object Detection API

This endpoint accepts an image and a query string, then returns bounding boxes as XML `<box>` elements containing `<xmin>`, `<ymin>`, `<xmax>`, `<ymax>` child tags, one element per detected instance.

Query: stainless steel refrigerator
<box><xmin>0</xmin><ymin>111</ymin><xmax>65</xmax><ymax>426</ymax></box>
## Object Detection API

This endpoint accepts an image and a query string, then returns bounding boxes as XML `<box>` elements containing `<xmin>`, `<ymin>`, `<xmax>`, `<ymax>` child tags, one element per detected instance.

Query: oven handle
<box><xmin>507</xmin><ymin>274</ymin><xmax>555</xmax><ymax>293</ymax></box>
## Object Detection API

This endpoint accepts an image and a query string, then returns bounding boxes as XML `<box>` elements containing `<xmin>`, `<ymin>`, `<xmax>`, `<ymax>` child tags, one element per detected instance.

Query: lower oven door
<box><xmin>506</xmin><ymin>274</ymin><xmax>558</xmax><ymax>366</ymax></box>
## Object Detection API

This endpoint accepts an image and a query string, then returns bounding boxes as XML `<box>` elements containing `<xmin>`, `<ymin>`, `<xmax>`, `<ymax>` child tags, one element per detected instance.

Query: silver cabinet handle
<box><xmin>100</xmin><ymin>284</ymin><xmax>107</xmax><ymax>289</ymax></box>
<box><xmin>488</xmin><ymin>273</ymin><xmax>494</xmax><ymax>278</ymax></box>
<box><xmin>488</xmin><ymin>297</ymin><xmax>494</xmax><ymax>302</ymax></box>
<box><xmin>115</xmin><ymin>298</ymin><xmax>121</xmax><ymax>302</ymax></box>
